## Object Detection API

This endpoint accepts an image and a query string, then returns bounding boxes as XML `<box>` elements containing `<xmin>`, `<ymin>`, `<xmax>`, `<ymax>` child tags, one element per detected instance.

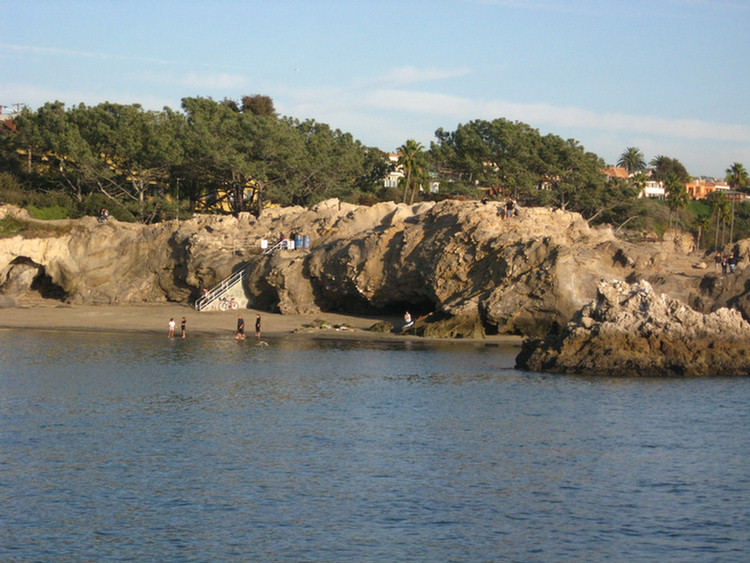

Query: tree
<box><xmin>397</xmin><ymin>139</ymin><xmax>425</xmax><ymax>204</ymax></box>
<box><xmin>664</xmin><ymin>173</ymin><xmax>688</xmax><ymax>229</ymax></box>
<box><xmin>535</xmin><ymin>134</ymin><xmax>606</xmax><ymax>212</ymax></box>
<box><xmin>706</xmin><ymin>190</ymin><xmax>731</xmax><ymax>249</ymax></box>
<box><xmin>430</xmin><ymin>118</ymin><xmax>615</xmax><ymax>216</ymax></box>
<box><xmin>89</xmin><ymin>102</ymin><xmax>185</xmax><ymax>205</ymax></box>
<box><xmin>181</xmin><ymin>97</ymin><xmax>261</xmax><ymax>214</ymax></box>
<box><xmin>242</xmin><ymin>95</ymin><xmax>277</xmax><ymax>117</ymax></box>
<box><xmin>650</xmin><ymin>155</ymin><xmax>690</xmax><ymax>184</ymax></box>
<box><xmin>14</xmin><ymin>101</ymin><xmax>114</xmax><ymax>201</ymax></box>
<box><xmin>617</xmin><ymin>147</ymin><xmax>646</xmax><ymax>173</ymax></box>
<box><xmin>726</xmin><ymin>162</ymin><xmax>749</xmax><ymax>191</ymax></box>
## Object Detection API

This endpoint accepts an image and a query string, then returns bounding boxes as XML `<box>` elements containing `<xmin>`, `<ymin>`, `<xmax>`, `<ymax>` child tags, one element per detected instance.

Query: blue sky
<box><xmin>2</xmin><ymin>0</ymin><xmax>749</xmax><ymax>177</ymax></box>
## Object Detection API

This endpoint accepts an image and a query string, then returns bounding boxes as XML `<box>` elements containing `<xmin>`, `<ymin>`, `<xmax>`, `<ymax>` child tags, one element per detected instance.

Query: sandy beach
<box><xmin>0</xmin><ymin>300</ymin><xmax>523</xmax><ymax>346</ymax></box>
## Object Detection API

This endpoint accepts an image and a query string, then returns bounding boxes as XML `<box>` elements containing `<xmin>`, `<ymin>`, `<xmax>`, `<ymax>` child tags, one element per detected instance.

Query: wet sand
<box><xmin>0</xmin><ymin>301</ymin><xmax>523</xmax><ymax>346</ymax></box>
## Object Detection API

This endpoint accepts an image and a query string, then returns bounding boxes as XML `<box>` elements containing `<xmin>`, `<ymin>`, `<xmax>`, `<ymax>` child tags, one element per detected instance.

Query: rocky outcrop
<box><xmin>516</xmin><ymin>279</ymin><xmax>750</xmax><ymax>376</ymax></box>
<box><xmin>2</xmin><ymin>200</ymin><xmax>750</xmax><ymax>339</ymax></box>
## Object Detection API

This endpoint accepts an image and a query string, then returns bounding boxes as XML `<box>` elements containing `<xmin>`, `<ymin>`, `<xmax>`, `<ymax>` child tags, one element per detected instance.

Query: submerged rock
<box><xmin>516</xmin><ymin>279</ymin><xmax>750</xmax><ymax>377</ymax></box>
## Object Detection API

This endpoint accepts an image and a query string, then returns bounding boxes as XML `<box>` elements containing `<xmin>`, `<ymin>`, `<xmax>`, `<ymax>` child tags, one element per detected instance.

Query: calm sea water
<box><xmin>1</xmin><ymin>330</ymin><xmax>749</xmax><ymax>563</ymax></box>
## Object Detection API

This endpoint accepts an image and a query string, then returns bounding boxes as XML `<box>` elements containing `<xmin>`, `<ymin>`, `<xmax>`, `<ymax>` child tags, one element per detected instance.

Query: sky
<box><xmin>2</xmin><ymin>0</ymin><xmax>749</xmax><ymax>178</ymax></box>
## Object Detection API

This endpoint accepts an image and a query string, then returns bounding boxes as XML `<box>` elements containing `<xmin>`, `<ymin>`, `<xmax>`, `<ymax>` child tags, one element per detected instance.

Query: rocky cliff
<box><xmin>2</xmin><ymin>200</ymin><xmax>749</xmax><ymax>339</ymax></box>
<box><xmin>516</xmin><ymin>279</ymin><xmax>750</xmax><ymax>376</ymax></box>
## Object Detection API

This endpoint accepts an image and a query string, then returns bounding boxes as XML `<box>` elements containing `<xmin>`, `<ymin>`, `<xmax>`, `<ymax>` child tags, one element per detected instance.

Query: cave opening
<box><xmin>3</xmin><ymin>257</ymin><xmax>67</xmax><ymax>301</ymax></box>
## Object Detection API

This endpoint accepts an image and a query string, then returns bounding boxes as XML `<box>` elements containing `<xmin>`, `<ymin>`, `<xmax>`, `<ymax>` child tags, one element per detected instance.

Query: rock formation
<box><xmin>2</xmin><ymin>199</ymin><xmax>750</xmax><ymax>340</ymax></box>
<box><xmin>516</xmin><ymin>279</ymin><xmax>750</xmax><ymax>377</ymax></box>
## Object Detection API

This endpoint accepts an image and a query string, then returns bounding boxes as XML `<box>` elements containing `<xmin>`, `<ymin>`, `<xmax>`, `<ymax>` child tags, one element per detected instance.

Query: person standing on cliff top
<box><xmin>504</xmin><ymin>198</ymin><xmax>514</xmax><ymax>220</ymax></box>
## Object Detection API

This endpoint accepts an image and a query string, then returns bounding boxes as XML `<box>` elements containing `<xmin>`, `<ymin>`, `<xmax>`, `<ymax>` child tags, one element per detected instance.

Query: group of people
<box><xmin>715</xmin><ymin>252</ymin><xmax>740</xmax><ymax>275</ymax></box>
<box><xmin>167</xmin><ymin>313</ymin><xmax>262</xmax><ymax>341</ymax></box>
<box><xmin>97</xmin><ymin>208</ymin><xmax>109</xmax><ymax>223</ymax></box>
<box><xmin>479</xmin><ymin>195</ymin><xmax>520</xmax><ymax>220</ymax></box>
<box><xmin>235</xmin><ymin>314</ymin><xmax>262</xmax><ymax>341</ymax></box>
<box><xmin>503</xmin><ymin>197</ymin><xmax>519</xmax><ymax>220</ymax></box>
<box><xmin>279</xmin><ymin>228</ymin><xmax>302</xmax><ymax>250</ymax></box>
<box><xmin>167</xmin><ymin>317</ymin><xmax>187</xmax><ymax>339</ymax></box>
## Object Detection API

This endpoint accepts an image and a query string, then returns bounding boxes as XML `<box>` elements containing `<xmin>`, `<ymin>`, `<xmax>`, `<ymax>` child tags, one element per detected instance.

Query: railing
<box><xmin>194</xmin><ymin>267</ymin><xmax>247</xmax><ymax>311</ymax></box>
<box><xmin>263</xmin><ymin>240</ymin><xmax>286</xmax><ymax>255</ymax></box>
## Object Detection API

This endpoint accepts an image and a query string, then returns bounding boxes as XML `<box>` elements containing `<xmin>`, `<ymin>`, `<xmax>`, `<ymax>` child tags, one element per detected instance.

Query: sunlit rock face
<box><xmin>516</xmin><ymin>279</ymin><xmax>750</xmax><ymax>377</ymax></box>
<box><xmin>2</xmin><ymin>199</ymin><xmax>749</xmax><ymax>340</ymax></box>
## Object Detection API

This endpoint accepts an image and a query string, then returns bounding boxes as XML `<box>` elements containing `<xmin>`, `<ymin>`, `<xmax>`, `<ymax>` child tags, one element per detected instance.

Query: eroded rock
<box><xmin>3</xmin><ymin>200</ymin><xmax>750</xmax><ymax>341</ymax></box>
<box><xmin>516</xmin><ymin>279</ymin><xmax>750</xmax><ymax>376</ymax></box>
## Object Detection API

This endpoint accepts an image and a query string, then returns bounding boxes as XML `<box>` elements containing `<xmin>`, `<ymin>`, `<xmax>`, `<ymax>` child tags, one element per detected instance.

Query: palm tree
<box><xmin>630</xmin><ymin>171</ymin><xmax>647</xmax><ymax>195</ymax></box>
<box><xmin>723</xmin><ymin>163</ymin><xmax>747</xmax><ymax>243</ymax></box>
<box><xmin>650</xmin><ymin>155</ymin><xmax>668</xmax><ymax>169</ymax></box>
<box><xmin>617</xmin><ymin>147</ymin><xmax>646</xmax><ymax>173</ymax></box>
<box><xmin>665</xmin><ymin>173</ymin><xmax>688</xmax><ymax>230</ymax></box>
<box><xmin>694</xmin><ymin>214</ymin><xmax>710</xmax><ymax>250</ymax></box>
<box><xmin>726</xmin><ymin>162</ymin><xmax>749</xmax><ymax>191</ymax></box>
<box><xmin>397</xmin><ymin>139</ymin><xmax>425</xmax><ymax>204</ymax></box>
<box><xmin>707</xmin><ymin>191</ymin><xmax>730</xmax><ymax>249</ymax></box>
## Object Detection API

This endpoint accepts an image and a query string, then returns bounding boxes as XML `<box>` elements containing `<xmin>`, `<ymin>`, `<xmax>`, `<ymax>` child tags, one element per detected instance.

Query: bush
<box><xmin>26</xmin><ymin>205</ymin><xmax>70</xmax><ymax>220</ymax></box>
<box><xmin>0</xmin><ymin>172</ymin><xmax>28</xmax><ymax>205</ymax></box>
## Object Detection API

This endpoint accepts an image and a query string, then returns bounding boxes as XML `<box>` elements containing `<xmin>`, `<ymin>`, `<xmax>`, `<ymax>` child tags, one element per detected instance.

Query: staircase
<box><xmin>194</xmin><ymin>267</ymin><xmax>249</xmax><ymax>311</ymax></box>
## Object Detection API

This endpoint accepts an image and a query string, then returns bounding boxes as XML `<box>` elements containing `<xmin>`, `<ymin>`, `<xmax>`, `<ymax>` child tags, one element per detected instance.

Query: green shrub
<box><xmin>26</xmin><ymin>205</ymin><xmax>70</xmax><ymax>220</ymax></box>
<box><xmin>0</xmin><ymin>172</ymin><xmax>27</xmax><ymax>205</ymax></box>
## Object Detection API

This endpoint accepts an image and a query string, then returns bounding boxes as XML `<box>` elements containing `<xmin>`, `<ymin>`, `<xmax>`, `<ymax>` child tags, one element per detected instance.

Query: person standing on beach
<box><xmin>255</xmin><ymin>314</ymin><xmax>261</xmax><ymax>340</ymax></box>
<box><xmin>236</xmin><ymin>315</ymin><xmax>245</xmax><ymax>340</ymax></box>
<box><xmin>181</xmin><ymin>317</ymin><xmax>187</xmax><ymax>339</ymax></box>
<box><xmin>403</xmin><ymin>311</ymin><xmax>413</xmax><ymax>330</ymax></box>
<box><xmin>168</xmin><ymin>317</ymin><xmax>176</xmax><ymax>338</ymax></box>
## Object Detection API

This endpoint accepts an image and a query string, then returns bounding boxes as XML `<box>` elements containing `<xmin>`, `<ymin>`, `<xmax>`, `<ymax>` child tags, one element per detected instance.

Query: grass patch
<box><xmin>0</xmin><ymin>215</ymin><xmax>28</xmax><ymax>237</ymax></box>
<box><xmin>0</xmin><ymin>214</ymin><xmax>74</xmax><ymax>239</ymax></box>
<box><xmin>26</xmin><ymin>205</ymin><xmax>70</xmax><ymax>220</ymax></box>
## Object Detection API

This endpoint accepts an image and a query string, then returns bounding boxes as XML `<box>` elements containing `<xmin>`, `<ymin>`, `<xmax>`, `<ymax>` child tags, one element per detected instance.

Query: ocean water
<box><xmin>1</xmin><ymin>330</ymin><xmax>749</xmax><ymax>562</ymax></box>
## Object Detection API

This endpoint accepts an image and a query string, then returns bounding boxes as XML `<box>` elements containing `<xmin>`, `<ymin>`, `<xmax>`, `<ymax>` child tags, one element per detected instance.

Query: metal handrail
<box><xmin>263</xmin><ymin>240</ymin><xmax>286</xmax><ymax>255</ymax></box>
<box><xmin>194</xmin><ymin>268</ymin><xmax>247</xmax><ymax>311</ymax></box>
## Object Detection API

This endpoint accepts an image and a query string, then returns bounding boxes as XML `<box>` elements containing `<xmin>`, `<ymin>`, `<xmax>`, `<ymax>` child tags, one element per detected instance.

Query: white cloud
<box><xmin>172</xmin><ymin>72</ymin><xmax>251</xmax><ymax>91</ymax></box>
<box><xmin>0</xmin><ymin>43</ymin><xmax>173</xmax><ymax>65</ymax></box>
<box><xmin>355</xmin><ymin>88</ymin><xmax>750</xmax><ymax>144</ymax></box>
<box><xmin>354</xmin><ymin>66</ymin><xmax>472</xmax><ymax>90</ymax></box>
<box><xmin>0</xmin><ymin>82</ymin><xmax>175</xmax><ymax>113</ymax></box>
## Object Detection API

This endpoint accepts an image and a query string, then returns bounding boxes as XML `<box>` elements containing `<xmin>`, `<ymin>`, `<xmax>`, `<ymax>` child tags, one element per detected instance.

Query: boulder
<box><xmin>516</xmin><ymin>279</ymin><xmax>750</xmax><ymax>376</ymax></box>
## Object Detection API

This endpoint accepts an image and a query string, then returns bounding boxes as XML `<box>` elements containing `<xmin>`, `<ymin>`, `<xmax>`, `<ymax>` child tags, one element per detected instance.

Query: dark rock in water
<box><xmin>516</xmin><ymin>280</ymin><xmax>750</xmax><ymax>377</ymax></box>
<box><xmin>368</xmin><ymin>321</ymin><xmax>394</xmax><ymax>333</ymax></box>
